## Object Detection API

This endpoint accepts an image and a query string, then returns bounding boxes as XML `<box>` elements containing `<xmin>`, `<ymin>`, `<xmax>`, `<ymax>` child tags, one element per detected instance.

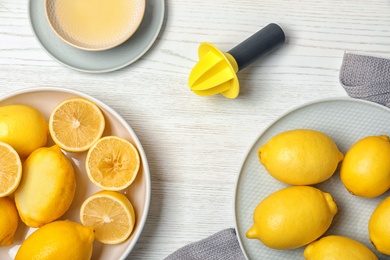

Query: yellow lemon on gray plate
<box><xmin>340</xmin><ymin>135</ymin><xmax>390</xmax><ymax>198</ymax></box>
<box><xmin>258</xmin><ymin>129</ymin><xmax>343</xmax><ymax>185</ymax></box>
<box><xmin>304</xmin><ymin>235</ymin><xmax>377</xmax><ymax>260</ymax></box>
<box><xmin>369</xmin><ymin>195</ymin><xmax>390</xmax><ymax>256</ymax></box>
<box><xmin>246</xmin><ymin>186</ymin><xmax>338</xmax><ymax>250</ymax></box>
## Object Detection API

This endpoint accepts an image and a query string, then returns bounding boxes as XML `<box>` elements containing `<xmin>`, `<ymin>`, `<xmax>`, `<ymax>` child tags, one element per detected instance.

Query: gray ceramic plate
<box><xmin>234</xmin><ymin>98</ymin><xmax>390</xmax><ymax>260</ymax></box>
<box><xmin>28</xmin><ymin>0</ymin><xmax>165</xmax><ymax>73</ymax></box>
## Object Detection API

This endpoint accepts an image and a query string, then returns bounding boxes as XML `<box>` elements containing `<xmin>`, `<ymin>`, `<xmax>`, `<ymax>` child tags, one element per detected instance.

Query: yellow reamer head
<box><xmin>188</xmin><ymin>42</ymin><xmax>239</xmax><ymax>99</ymax></box>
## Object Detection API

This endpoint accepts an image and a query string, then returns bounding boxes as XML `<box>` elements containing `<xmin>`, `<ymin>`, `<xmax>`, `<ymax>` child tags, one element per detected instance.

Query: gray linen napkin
<box><xmin>164</xmin><ymin>228</ymin><xmax>246</xmax><ymax>260</ymax></box>
<box><xmin>340</xmin><ymin>52</ymin><xmax>390</xmax><ymax>107</ymax></box>
<box><xmin>164</xmin><ymin>52</ymin><xmax>390</xmax><ymax>260</ymax></box>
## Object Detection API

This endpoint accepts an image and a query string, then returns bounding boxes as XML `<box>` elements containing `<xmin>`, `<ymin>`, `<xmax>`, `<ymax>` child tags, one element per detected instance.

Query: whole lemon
<box><xmin>303</xmin><ymin>235</ymin><xmax>377</xmax><ymax>260</ymax></box>
<box><xmin>246</xmin><ymin>186</ymin><xmax>338</xmax><ymax>250</ymax></box>
<box><xmin>14</xmin><ymin>145</ymin><xmax>76</xmax><ymax>227</ymax></box>
<box><xmin>0</xmin><ymin>104</ymin><xmax>48</xmax><ymax>158</ymax></box>
<box><xmin>369</xmin><ymin>195</ymin><xmax>390</xmax><ymax>255</ymax></box>
<box><xmin>340</xmin><ymin>135</ymin><xmax>390</xmax><ymax>198</ymax></box>
<box><xmin>15</xmin><ymin>220</ymin><xmax>94</xmax><ymax>260</ymax></box>
<box><xmin>0</xmin><ymin>197</ymin><xmax>19</xmax><ymax>247</ymax></box>
<box><xmin>258</xmin><ymin>129</ymin><xmax>343</xmax><ymax>185</ymax></box>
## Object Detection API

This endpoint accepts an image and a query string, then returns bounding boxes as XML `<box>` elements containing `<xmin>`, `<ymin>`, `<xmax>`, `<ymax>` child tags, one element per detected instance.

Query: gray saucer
<box><xmin>28</xmin><ymin>0</ymin><xmax>165</xmax><ymax>73</ymax></box>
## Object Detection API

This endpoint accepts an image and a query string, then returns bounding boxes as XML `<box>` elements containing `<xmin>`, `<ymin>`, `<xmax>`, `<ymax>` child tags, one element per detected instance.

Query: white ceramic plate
<box><xmin>0</xmin><ymin>87</ymin><xmax>151</xmax><ymax>260</ymax></box>
<box><xmin>234</xmin><ymin>98</ymin><xmax>390</xmax><ymax>260</ymax></box>
<box><xmin>28</xmin><ymin>0</ymin><xmax>164</xmax><ymax>73</ymax></box>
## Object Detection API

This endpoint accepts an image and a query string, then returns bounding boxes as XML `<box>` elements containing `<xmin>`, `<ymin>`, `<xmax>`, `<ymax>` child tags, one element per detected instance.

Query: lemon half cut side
<box><xmin>49</xmin><ymin>97</ymin><xmax>105</xmax><ymax>152</ymax></box>
<box><xmin>0</xmin><ymin>142</ymin><xmax>22</xmax><ymax>197</ymax></box>
<box><xmin>80</xmin><ymin>190</ymin><xmax>136</xmax><ymax>245</ymax></box>
<box><xmin>86</xmin><ymin>136</ymin><xmax>140</xmax><ymax>191</ymax></box>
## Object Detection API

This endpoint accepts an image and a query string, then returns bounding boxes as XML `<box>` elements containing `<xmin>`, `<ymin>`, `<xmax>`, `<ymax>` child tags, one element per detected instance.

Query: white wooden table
<box><xmin>1</xmin><ymin>0</ymin><xmax>389</xmax><ymax>259</ymax></box>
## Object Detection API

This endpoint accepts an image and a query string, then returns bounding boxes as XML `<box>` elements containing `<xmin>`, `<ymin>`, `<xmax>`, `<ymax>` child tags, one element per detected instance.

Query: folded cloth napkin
<box><xmin>164</xmin><ymin>52</ymin><xmax>390</xmax><ymax>260</ymax></box>
<box><xmin>340</xmin><ymin>52</ymin><xmax>390</xmax><ymax>107</ymax></box>
<box><xmin>164</xmin><ymin>228</ymin><xmax>246</xmax><ymax>260</ymax></box>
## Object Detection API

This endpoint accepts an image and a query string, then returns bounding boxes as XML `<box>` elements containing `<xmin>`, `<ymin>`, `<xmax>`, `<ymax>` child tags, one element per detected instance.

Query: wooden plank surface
<box><xmin>1</xmin><ymin>0</ymin><xmax>389</xmax><ymax>259</ymax></box>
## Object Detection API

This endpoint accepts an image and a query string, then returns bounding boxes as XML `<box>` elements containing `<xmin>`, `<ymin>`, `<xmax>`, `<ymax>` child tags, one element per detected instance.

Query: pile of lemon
<box><xmin>0</xmin><ymin>98</ymin><xmax>140</xmax><ymax>259</ymax></box>
<box><xmin>247</xmin><ymin>129</ymin><xmax>390</xmax><ymax>259</ymax></box>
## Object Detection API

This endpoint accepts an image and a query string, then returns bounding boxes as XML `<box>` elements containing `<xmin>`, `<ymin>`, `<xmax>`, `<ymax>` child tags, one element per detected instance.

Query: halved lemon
<box><xmin>0</xmin><ymin>142</ymin><xmax>22</xmax><ymax>197</ymax></box>
<box><xmin>86</xmin><ymin>136</ymin><xmax>140</xmax><ymax>190</ymax></box>
<box><xmin>49</xmin><ymin>98</ymin><xmax>105</xmax><ymax>152</ymax></box>
<box><xmin>80</xmin><ymin>190</ymin><xmax>136</xmax><ymax>244</ymax></box>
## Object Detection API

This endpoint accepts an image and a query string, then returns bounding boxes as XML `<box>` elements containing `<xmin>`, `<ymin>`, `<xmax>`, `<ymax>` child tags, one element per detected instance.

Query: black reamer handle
<box><xmin>227</xmin><ymin>23</ymin><xmax>285</xmax><ymax>72</ymax></box>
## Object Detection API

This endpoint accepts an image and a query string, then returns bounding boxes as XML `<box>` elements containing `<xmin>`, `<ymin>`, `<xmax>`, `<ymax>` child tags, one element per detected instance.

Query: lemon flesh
<box><xmin>246</xmin><ymin>186</ymin><xmax>338</xmax><ymax>250</ymax></box>
<box><xmin>49</xmin><ymin>97</ymin><xmax>105</xmax><ymax>152</ymax></box>
<box><xmin>0</xmin><ymin>104</ymin><xmax>48</xmax><ymax>158</ymax></box>
<box><xmin>340</xmin><ymin>135</ymin><xmax>390</xmax><ymax>198</ymax></box>
<box><xmin>0</xmin><ymin>197</ymin><xmax>19</xmax><ymax>247</ymax></box>
<box><xmin>14</xmin><ymin>145</ymin><xmax>76</xmax><ymax>227</ymax></box>
<box><xmin>258</xmin><ymin>129</ymin><xmax>343</xmax><ymax>185</ymax></box>
<box><xmin>15</xmin><ymin>220</ymin><xmax>94</xmax><ymax>260</ymax></box>
<box><xmin>0</xmin><ymin>142</ymin><xmax>22</xmax><ymax>197</ymax></box>
<box><xmin>86</xmin><ymin>136</ymin><xmax>140</xmax><ymax>191</ymax></box>
<box><xmin>369</xmin><ymin>195</ymin><xmax>390</xmax><ymax>255</ymax></box>
<box><xmin>80</xmin><ymin>190</ymin><xmax>136</xmax><ymax>244</ymax></box>
<box><xmin>304</xmin><ymin>235</ymin><xmax>377</xmax><ymax>260</ymax></box>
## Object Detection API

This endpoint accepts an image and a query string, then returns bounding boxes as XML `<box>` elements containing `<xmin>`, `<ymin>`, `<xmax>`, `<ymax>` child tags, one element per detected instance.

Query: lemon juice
<box><xmin>54</xmin><ymin>0</ymin><xmax>138</xmax><ymax>48</ymax></box>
